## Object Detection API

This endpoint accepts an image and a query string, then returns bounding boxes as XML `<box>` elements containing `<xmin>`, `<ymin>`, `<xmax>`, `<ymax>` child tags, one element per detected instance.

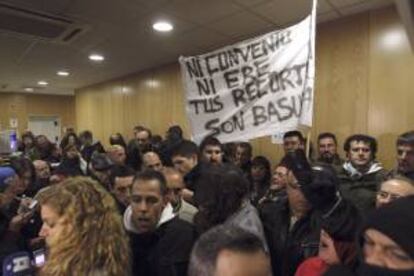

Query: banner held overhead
<box><xmin>179</xmin><ymin>1</ymin><xmax>317</xmax><ymax>144</ymax></box>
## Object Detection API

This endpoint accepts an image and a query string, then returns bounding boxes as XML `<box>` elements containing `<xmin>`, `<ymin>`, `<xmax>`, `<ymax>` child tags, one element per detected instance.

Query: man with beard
<box><xmin>199</xmin><ymin>136</ymin><xmax>223</xmax><ymax>165</ymax></box>
<box><xmin>389</xmin><ymin>131</ymin><xmax>414</xmax><ymax>181</ymax></box>
<box><xmin>316</xmin><ymin>132</ymin><xmax>344</xmax><ymax>172</ymax></box>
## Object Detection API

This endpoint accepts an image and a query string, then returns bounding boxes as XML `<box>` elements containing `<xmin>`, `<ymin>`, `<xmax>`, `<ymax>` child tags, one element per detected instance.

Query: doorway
<box><xmin>28</xmin><ymin>116</ymin><xmax>61</xmax><ymax>143</ymax></box>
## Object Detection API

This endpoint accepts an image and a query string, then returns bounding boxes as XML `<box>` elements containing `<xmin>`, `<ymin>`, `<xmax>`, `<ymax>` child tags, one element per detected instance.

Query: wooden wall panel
<box><xmin>0</xmin><ymin>93</ymin><xmax>75</xmax><ymax>137</ymax></box>
<box><xmin>368</xmin><ymin>7</ymin><xmax>414</xmax><ymax>169</ymax></box>
<box><xmin>75</xmin><ymin>6</ymin><xmax>413</xmax><ymax>169</ymax></box>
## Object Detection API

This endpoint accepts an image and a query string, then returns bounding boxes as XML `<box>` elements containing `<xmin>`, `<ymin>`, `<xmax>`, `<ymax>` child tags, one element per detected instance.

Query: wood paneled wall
<box><xmin>75</xmin><ymin>6</ymin><xmax>414</xmax><ymax>169</ymax></box>
<box><xmin>0</xmin><ymin>93</ymin><xmax>75</xmax><ymax>136</ymax></box>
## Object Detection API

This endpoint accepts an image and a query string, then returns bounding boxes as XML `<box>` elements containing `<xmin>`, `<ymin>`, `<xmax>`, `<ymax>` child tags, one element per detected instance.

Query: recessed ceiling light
<box><xmin>153</xmin><ymin>21</ymin><xmax>173</xmax><ymax>32</ymax></box>
<box><xmin>89</xmin><ymin>54</ymin><xmax>105</xmax><ymax>61</ymax></box>
<box><xmin>38</xmin><ymin>81</ymin><xmax>48</xmax><ymax>86</ymax></box>
<box><xmin>57</xmin><ymin>70</ymin><xmax>70</xmax><ymax>76</ymax></box>
<box><xmin>24</xmin><ymin>87</ymin><xmax>34</xmax><ymax>92</ymax></box>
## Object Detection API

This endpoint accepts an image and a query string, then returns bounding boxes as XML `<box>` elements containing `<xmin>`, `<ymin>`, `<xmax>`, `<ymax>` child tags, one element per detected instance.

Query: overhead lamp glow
<box><xmin>89</xmin><ymin>54</ymin><xmax>105</xmax><ymax>61</ymax></box>
<box><xmin>24</xmin><ymin>87</ymin><xmax>34</xmax><ymax>92</ymax></box>
<box><xmin>153</xmin><ymin>21</ymin><xmax>173</xmax><ymax>32</ymax></box>
<box><xmin>57</xmin><ymin>70</ymin><xmax>70</xmax><ymax>76</ymax></box>
<box><xmin>38</xmin><ymin>81</ymin><xmax>48</xmax><ymax>86</ymax></box>
<box><xmin>380</xmin><ymin>28</ymin><xmax>406</xmax><ymax>51</ymax></box>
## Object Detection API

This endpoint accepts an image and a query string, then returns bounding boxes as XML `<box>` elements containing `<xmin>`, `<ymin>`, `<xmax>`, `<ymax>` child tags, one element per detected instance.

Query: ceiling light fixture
<box><xmin>57</xmin><ymin>70</ymin><xmax>70</xmax><ymax>76</ymax></box>
<box><xmin>24</xmin><ymin>87</ymin><xmax>34</xmax><ymax>92</ymax></box>
<box><xmin>38</xmin><ymin>81</ymin><xmax>48</xmax><ymax>86</ymax></box>
<box><xmin>89</xmin><ymin>54</ymin><xmax>105</xmax><ymax>61</ymax></box>
<box><xmin>153</xmin><ymin>21</ymin><xmax>173</xmax><ymax>32</ymax></box>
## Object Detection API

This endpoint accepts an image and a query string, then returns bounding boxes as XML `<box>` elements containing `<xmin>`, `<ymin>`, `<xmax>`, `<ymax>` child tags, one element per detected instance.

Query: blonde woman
<box><xmin>37</xmin><ymin>177</ymin><xmax>130</xmax><ymax>275</ymax></box>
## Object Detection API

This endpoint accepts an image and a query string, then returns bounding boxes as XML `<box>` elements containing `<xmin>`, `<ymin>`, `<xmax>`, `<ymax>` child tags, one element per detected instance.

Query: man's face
<box><xmin>135</xmin><ymin>131</ymin><xmax>150</xmax><ymax>150</ymax></box>
<box><xmin>348</xmin><ymin>141</ymin><xmax>373</xmax><ymax>168</ymax></box>
<box><xmin>283</xmin><ymin>136</ymin><xmax>303</xmax><ymax>153</ymax></box>
<box><xmin>318</xmin><ymin>137</ymin><xmax>337</xmax><ymax>162</ymax></box>
<box><xmin>397</xmin><ymin>144</ymin><xmax>414</xmax><ymax>174</ymax></box>
<box><xmin>143</xmin><ymin>152</ymin><xmax>163</xmax><ymax>171</ymax></box>
<box><xmin>376</xmin><ymin>179</ymin><xmax>414</xmax><ymax>208</ymax></box>
<box><xmin>108</xmin><ymin>148</ymin><xmax>126</xmax><ymax>165</ymax></box>
<box><xmin>112</xmin><ymin>176</ymin><xmax>134</xmax><ymax>207</ymax></box>
<box><xmin>202</xmin><ymin>145</ymin><xmax>223</xmax><ymax>164</ymax></box>
<box><xmin>215</xmin><ymin>249</ymin><xmax>271</xmax><ymax>276</ymax></box>
<box><xmin>33</xmin><ymin>161</ymin><xmax>50</xmax><ymax>180</ymax></box>
<box><xmin>130</xmin><ymin>179</ymin><xmax>166</xmax><ymax>234</ymax></box>
<box><xmin>165</xmin><ymin>173</ymin><xmax>185</xmax><ymax>207</ymax></box>
<box><xmin>271</xmin><ymin>166</ymin><xmax>288</xmax><ymax>191</ymax></box>
<box><xmin>363</xmin><ymin>228</ymin><xmax>414</xmax><ymax>270</ymax></box>
<box><xmin>172</xmin><ymin>155</ymin><xmax>197</xmax><ymax>175</ymax></box>
<box><xmin>235</xmin><ymin>146</ymin><xmax>250</xmax><ymax>167</ymax></box>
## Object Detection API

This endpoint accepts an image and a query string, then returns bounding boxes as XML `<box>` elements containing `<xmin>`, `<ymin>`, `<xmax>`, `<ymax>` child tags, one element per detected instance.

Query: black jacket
<box><xmin>260</xmin><ymin>198</ymin><xmax>321</xmax><ymax>276</ymax></box>
<box><xmin>130</xmin><ymin>217</ymin><xmax>196</xmax><ymax>276</ymax></box>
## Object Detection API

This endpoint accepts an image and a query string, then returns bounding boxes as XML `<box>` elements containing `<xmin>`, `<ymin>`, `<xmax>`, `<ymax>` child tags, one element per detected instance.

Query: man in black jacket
<box><xmin>260</xmin><ymin>150</ymin><xmax>321</xmax><ymax>276</ymax></box>
<box><xmin>124</xmin><ymin>169</ymin><xmax>196</xmax><ymax>276</ymax></box>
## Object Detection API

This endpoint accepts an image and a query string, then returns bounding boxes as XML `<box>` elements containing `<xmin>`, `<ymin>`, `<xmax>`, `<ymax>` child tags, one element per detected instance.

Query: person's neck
<box><xmin>353</xmin><ymin>162</ymin><xmax>371</xmax><ymax>174</ymax></box>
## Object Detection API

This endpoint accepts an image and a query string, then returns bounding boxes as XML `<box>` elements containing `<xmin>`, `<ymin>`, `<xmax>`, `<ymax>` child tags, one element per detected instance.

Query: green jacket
<box><xmin>337</xmin><ymin>162</ymin><xmax>387</xmax><ymax>215</ymax></box>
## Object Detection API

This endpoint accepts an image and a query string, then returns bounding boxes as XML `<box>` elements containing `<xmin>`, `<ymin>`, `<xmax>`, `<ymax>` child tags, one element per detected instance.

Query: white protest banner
<box><xmin>179</xmin><ymin>1</ymin><xmax>316</xmax><ymax>144</ymax></box>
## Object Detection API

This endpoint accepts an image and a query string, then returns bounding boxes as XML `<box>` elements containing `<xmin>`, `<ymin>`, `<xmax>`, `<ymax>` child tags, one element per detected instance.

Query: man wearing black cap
<box><xmin>325</xmin><ymin>196</ymin><xmax>414</xmax><ymax>275</ymax></box>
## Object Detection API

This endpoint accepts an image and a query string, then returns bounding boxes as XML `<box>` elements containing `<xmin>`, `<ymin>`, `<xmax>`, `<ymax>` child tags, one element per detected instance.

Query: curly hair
<box><xmin>37</xmin><ymin>177</ymin><xmax>130</xmax><ymax>276</ymax></box>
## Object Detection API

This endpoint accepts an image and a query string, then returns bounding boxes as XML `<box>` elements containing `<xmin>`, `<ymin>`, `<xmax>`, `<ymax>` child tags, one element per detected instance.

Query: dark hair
<box><xmin>109</xmin><ymin>133</ymin><xmax>127</xmax><ymax>149</ymax></box>
<box><xmin>236</xmin><ymin>142</ymin><xmax>253</xmax><ymax>158</ymax></box>
<box><xmin>79</xmin><ymin>130</ymin><xmax>93</xmax><ymax>141</ymax></box>
<box><xmin>317</xmin><ymin>132</ymin><xmax>337</xmax><ymax>145</ymax></box>
<box><xmin>135</xmin><ymin>126</ymin><xmax>152</xmax><ymax>139</ymax></box>
<box><xmin>396</xmin><ymin>130</ymin><xmax>414</xmax><ymax>147</ymax></box>
<box><xmin>193</xmin><ymin>164</ymin><xmax>249</xmax><ymax>233</ymax></box>
<box><xmin>189</xmin><ymin>225</ymin><xmax>267</xmax><ymax>276</ymax></box>
<box><xmin>171</xmin><ymin>140</ymin><xmax>199</xmax><ymax>158</ymax></box>
<box><xmin>251</xmin><ymin>156</ymin><xmax>271</xmax><ymax>184</ymax></box>
<box><xmin>199</xmin><ymin>136</ymin><xmax>222</xmax><ymax>152</ymax></box>
<box><xmin>283</xmin><ymin>131</ymin><xmax>305</xmax><ymax>143</ymax></box>
<box><xmin>166</xmin><ymin>125</ymin><xmax>183</xmax><ymax>140</ymax></box>
<box><xmin>343</xmin><ymin>134</ymin><xmax>377</xmax><ymax>158</ymax></box>
<box><xmin>109</xmin><ymin>165</ymin><xmax>135</xmax><ymax>190</ymax></box>
<box><xmin>134</xmin><ymin>169</ymin><xmax>168</xmax><ymax>196</ymax></box>
<box><xmin>9</xmin><ymin>157</ymin><xmax>36</xmax><ymax>188</ymax></box>
<box><xmin>60</xmin><ymin>132</ymin><xmax>80</xmax><ymax>150</ymax></box>
<box><xmin>21</xmin><ymin>131</ymin><xmax>35</xmax><ymax>143</ymax></box>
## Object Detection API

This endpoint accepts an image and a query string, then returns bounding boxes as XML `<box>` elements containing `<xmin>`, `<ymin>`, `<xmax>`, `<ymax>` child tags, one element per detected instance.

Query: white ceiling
<box><xmin>0</xmin><ymin>0</ymin><xmax>394</xmax><ymax>95</ymax></box>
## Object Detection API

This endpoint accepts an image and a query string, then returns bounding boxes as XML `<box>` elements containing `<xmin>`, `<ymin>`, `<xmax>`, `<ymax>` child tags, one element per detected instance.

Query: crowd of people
<box><xmin>1</xmin><ymin>125</ymin><xmax>414</xmax><ymax>276</ymax></box>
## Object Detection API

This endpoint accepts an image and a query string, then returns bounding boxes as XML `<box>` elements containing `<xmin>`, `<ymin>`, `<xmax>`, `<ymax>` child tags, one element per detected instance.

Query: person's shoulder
<box><xmin>163</xmin><ymin>216</ymin><xmax>195</xmax><ymax>235</ymax></box>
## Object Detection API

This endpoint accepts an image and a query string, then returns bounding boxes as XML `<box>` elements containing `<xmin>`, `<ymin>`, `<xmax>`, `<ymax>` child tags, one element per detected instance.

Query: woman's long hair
<box><xmin>37</xmin><ymin>177</ymin><xmax>130</xmax><ymax>276</ymax></box>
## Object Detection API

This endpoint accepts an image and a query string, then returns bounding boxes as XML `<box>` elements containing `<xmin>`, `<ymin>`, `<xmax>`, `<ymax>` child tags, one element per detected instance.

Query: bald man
<box><xmin>162</xmin><ymin>167</ymin><xmax>198</xmax><ymax>223</ymax></box>
<box><xmin>142</xmin><ymin>151</ymin><xmax>164</xmax><ymax>171</ymax></box>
